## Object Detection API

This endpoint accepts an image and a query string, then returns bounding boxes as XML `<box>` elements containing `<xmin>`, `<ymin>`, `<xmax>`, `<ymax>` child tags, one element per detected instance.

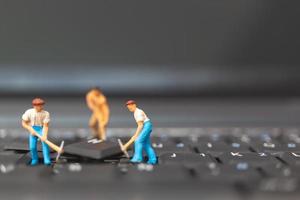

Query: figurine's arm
<box><xmin>123</xmin><ymin>121</ymin><xmax>144</xmax><ymax>150</ymax></box>
<box><xmin>96</xmin><ymin>95</ymin><xmax>106</xmax><ymax>105</ymax></box>
<box><xmin>86</xmin><ymin>94</ymin><xmax>96</xmax><ymax>111</ymax></box>
<box><xmin>103</xmin><ymin>105</ymin><xmax>110</xmax><ymax>125</ymax></box>
<box><xmin>22</xmin><ymin>120</ymin><xmax>38</xmax><ymax>137</ymax></box>
<box><xmin>41</xmin><ymin>123</ymin><xmax>49</xmax><ymax>141</ymax></box>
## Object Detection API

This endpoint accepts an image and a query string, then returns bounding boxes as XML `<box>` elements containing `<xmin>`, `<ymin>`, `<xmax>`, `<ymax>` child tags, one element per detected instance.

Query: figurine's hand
<box><xmin>121</xmin><ymin>145</ymin><xmax>127</xmax><ymax>152</ymax></box>
<box><xmin>28</xmin><ymin>128</ymin><xmax>37</xmax><ymax>136</ymax></box>
<box><xmin>30</xmin><ymin>130</ymin><xmax>36</xmax><ymax>136</ymax></box>
<box><xmin>40</xmin><ymin>135</ymin><xmax>47</xmax><ymax>142</ymax></box>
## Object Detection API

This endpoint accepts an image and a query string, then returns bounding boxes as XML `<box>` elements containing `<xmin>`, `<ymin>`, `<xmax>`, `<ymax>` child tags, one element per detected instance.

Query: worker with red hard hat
<box><xmin>21</xmin><ymin>98</ymin><xmax>51</xmax><ymax>165</ymax></box>
<box><xmin>120</xmin><ymin>100</ymin><xmax>157</xmax><ymax>164</ymax></box>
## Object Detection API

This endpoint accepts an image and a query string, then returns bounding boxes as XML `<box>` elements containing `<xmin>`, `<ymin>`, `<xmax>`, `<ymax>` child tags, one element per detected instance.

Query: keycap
<box><xmin>278</xmin><ymin>152</ymin><xmax>300</xmax><ymax>166</ymax></box>
<box><xmin>217</xmin><ymin>152</ymin><xmax>280</xmax><ymax>166</ymax></box>
<box><xmin>64</xmin><ymin>140</ymin><xmax>122</xmax><ymax>159</ymax></box>
<box><xmin>259</xmin><ymin>178</ymin><xmax>299</xmax><ymax>192</ymax></box>
<box><xmin>198</xmin><ymin>164</ymin><xmax>262</xmax><ymax>185</ymax></box>
<box><xmin>159</xmin><ymin>152</ymin><xmax>213</xmax><ymax>165</ymax></box>
<box><xmin>244</xmin><ymin>128</ymin><xmax>282</xmax><ymax>141</ymax></box>
<box><xmin>193</xmin><ymin>141</ymin><xmax>249</xmax><ymax>153</ymax></box>
<box><xmin>256</xmin><ymin>163</ymin><xmax>286</xmax><ymax>177</ymax></box>
<box><xmin>0</xmin><ymin>165</ymin><xmax>53</xmax><ymax>183</ymax></box>
<box><xmin>250</xmin><ymin>141</ymin><xmax>300</xmax><ymax>153</ymax></box>
<box><xmin>226</xmin><ymin>135</ymin><xmax>252</xmax><ymax>150</ymax></box>
<box><xmin>52</xmin><ymin>164</ymin><xmax>121</xmax><ymax>183</ymax></box>
<box><xmin>150</xmin><ymin>136</ymin><xmax>191</xmax><ymax>156</ymax></box>
<box><xmin>122</xmin><ymin>164</ymin><xmax>198</xmax><ymax>183</ymax></box>
<box><xmin>0</xmin><ymin>152</ymin><xmax>24</xmax><ymax>165</ymax></box>
<box><xmin>281</xmin><ymin>128</ymin><xmax>300</xmax><ymax>143</ymax></box>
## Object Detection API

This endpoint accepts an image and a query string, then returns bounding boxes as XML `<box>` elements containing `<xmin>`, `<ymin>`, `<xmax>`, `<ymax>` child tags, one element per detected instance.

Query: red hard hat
<box><xmin>125</xmin><ymin>100</ymin><xmax>136</xmax><ymax>106</ymax></box>
<box><xmin>32</xmin><ymin>98</ymin><xmax>45</xmax><ymax>106</ymax></box>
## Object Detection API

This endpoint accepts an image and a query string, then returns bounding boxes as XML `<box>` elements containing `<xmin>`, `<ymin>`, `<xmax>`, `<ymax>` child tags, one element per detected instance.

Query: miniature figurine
<box><xmin>119</xmin><ymin>100</ymin><xmax>157</xmax><ymax>165</ymax></box>
<box><xmin>22</xmin><ymin>98</ymin><xmax>64</xmax><ymax>166</ymax></box>
<box><xmin>86</xmin><ymin>87</ymin><xmax>110</xmax><ymax>140</ymax></box>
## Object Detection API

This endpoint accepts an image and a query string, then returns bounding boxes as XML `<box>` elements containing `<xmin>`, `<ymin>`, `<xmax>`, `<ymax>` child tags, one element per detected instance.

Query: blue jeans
<box><xmin>131</xmin><ymin>121</ymin><xmax>157</xmax><ymax>164</ymax></box>
<box><xmin>29</xmin><ymin>126</ymin><xmax>51</xmax><ymax>165</ymax></box>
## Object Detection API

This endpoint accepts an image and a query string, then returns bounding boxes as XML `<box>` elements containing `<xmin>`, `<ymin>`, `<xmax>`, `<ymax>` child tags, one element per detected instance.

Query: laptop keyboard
<box><xmin>1</xmin><ymin>127</ymin><xmax>300</xmax><ymax>199</ymax></box>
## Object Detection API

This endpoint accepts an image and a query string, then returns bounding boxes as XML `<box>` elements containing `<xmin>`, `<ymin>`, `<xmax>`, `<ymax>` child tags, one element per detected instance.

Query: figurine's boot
<box><xmin>30</xmin><ymin>159</ymin><xmax>39</xmax><ymax>166</ymax></box>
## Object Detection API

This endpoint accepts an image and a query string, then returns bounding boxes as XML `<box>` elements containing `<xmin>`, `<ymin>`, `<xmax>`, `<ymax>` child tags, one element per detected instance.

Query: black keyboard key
<box><xmin>123</xmin><ymin>164</ymin><xmax>197</xmax><ymax>183</ymax></box>
<box><xmin>251</xmin><ymin>142</ymin><xmax>300</xmax><ymax>153</ymax></box>
<box><xmin>52</xmin><ymin>164</ymin><xmax>121</xmax><ymax>183</ymax></box>
<box><xmin>217</xmin><ymin>152</ymin><xmax>280</xmax><ymax>166</ymax></box>
<box><xmin>244</xmin><ymin>128</ymin><xmax>282</xmax><ymax>141</ymax></box>
<box><xmin>0</xmin><ymin>152</ymin><xmax>24</xmax><ymax>165</ymax></box>
<box><xmin>0</xmin><ymin>165</ymin><xmax>53</xmax><ymax>183</ymax></box>
<box><xmin>256</xmin><ymin>163</ymin><xmax>286</xmax><ymax>177</ymax></box>
<box><xmin>198</xmin><ymin>164</ymin><xmax>262</xmax><ymax>185</ymax></box>
<box><xmin>250</xmin><ymin>141</ymin><xmax>281</xmax><ymax>153</ymax></box>
<box><xmin>159</xmin><ymin>152</ymin><xmax>213</xmax><ymax>165</ymax></box>
<box><xmin>64</xmin><ymin>140</ymin><xmax>122</xmax><ymax>159</ymax></box>
<box><xmin>150</xmin><ymin>137</ymin><xmax>191</xmax><ymax>156</ymax></box>
<box><xmin>194</xmin><ymin>141</ymin><xmax>249</xmax><ymax>153</ymax></box>
<box><xmin>259</xmin><ymin>177</ymin><xmax>299</xmax><ymax>192</ymax></box>
<box><xmin>278</xmin><ymin>152</ymin><xmax>300</xmax><ymax>166</ymax></box>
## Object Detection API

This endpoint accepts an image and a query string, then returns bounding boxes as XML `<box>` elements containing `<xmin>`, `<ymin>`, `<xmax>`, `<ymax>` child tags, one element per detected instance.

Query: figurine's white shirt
<box><xmin>22</xmin><ymin>108</ymin><xmax>50</xmax><ymax>126</ymax></box>
<box><xmin>134</xmin><ymin>108</ymin><xmax>150</xmax><ymax>123</ymax></box>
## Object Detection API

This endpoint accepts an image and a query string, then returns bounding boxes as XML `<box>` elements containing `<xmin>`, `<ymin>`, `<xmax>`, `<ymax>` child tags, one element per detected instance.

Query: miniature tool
<box><xmin>118</xmin><ymin>139</ymin><xmax>130</xmax><ymax>158</ymax></box>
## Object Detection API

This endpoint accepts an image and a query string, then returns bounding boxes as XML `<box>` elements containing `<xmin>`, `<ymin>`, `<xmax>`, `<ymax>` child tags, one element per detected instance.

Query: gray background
<box><xmin>0</xmin><ymin>0</ymin><xmax>299</xmax><ymax>96</ymax></box>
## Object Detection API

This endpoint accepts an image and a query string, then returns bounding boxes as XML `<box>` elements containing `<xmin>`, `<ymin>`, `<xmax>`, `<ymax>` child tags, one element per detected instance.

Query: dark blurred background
<box><xmin>0</xmin><ymin>0</ymin><xmax>300</xmax><ymax>97</ymax></box>
<box><xmin>1</xmin><ymin>0</ymin><xmax>300</xmax><ymax>128</ymax></box>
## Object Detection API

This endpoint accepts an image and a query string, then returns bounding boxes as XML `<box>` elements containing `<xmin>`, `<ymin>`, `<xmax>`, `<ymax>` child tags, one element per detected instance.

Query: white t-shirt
<box><xmin>134</xmin><ymin>108</ymin><xmax>150</xmax><ymax>123</ymax></box>
<box><xmin>22</xmin><ymin>108</ymin><xmax>50</xmax><ymax>126</ymax></box>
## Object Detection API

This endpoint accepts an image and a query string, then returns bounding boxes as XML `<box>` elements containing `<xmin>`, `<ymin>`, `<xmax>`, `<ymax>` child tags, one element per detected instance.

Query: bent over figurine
<box><xmin>22</xmin><ymin>98</ymin><xmax>51</xmax><ymax>166</ymax></box>
<box><xmin>120</xmin><ymin>100</ymin><xmax>157</xmax><ymax>165</ymax></box>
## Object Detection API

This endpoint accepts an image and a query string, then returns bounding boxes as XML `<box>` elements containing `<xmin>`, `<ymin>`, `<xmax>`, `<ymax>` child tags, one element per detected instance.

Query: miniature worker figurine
<box><xmin>122</xmin><ymin>100</ymin><xmax>157</xmax><ymax>164</ymax></box>
<box><xmin>86</xmin><ymin>87</ymin><xmax>110</xmax><ymax>140</ymax></box>
<box><xmin>21</xmin><ymin>98</ymin><xmax>51</xmax><ymax>166</ymax></box>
